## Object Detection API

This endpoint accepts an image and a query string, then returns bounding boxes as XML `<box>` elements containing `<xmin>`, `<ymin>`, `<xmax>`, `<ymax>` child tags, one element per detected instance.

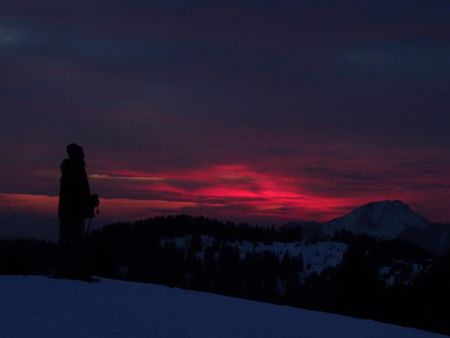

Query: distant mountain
<box><xmin>313</xmin><ymin>200</ymin><xmax>450</xmax><ymax>255</ymax></box>
<box><xmin>323</xmin><ymin>200</ymin><xmax>429</xmax><ymax>240</ymax></box>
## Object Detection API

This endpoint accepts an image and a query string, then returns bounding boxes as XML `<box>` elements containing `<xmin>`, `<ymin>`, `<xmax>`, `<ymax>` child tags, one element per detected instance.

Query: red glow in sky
<box><xmin>2</xmin><ymin>1</ymin><xmax>450</xmax><ymax>239</ymax></box>
<box><xmin>85</xmin><ymin>164</ymin><xmax>419</xmax><ymax>222</ymax></box>
<box><xmin>2</xmin><ymin>158</ymin><xmax>448</xmax><ymax>230</ymax></box>
<box><xmin>1</xmin><ymin>154</ymin><xmax>450</xmax><ymax>233</ymax></box>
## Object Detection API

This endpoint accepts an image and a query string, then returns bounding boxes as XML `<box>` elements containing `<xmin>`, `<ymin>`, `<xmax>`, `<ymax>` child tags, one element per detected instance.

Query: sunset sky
<box><xmin>1</xmin><ymin>1</ymin><xmax>450</xmax><ymax>239</ymax></box>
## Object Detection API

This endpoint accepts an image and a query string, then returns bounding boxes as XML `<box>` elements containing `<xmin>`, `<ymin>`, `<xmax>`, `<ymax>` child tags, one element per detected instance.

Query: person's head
<box><xmin>66</xmin><ymin>143</ymin><xmax>85</xmax><ymax>161</ymax></box>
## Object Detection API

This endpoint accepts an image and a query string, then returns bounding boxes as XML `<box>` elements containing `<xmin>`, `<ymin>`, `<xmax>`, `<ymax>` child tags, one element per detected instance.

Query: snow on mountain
<box><xmin>324</xmin><ymin>200</ymin><xmax>429</xmax><ymax>239</ymax></box>
<box><xmin>0</xmin><ymin>276</ymin><xmax>446</xmax><ymax>338</ymax></box>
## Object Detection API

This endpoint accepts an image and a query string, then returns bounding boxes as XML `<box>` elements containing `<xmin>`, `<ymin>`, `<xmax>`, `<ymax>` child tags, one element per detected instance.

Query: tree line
<box><xmin>0</xmin><ymin>215</ymin><xmax>449</xmax><ymax>336</ymax></box>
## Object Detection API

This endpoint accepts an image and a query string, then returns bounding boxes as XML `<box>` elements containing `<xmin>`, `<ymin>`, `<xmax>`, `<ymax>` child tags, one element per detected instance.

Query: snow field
<box><xmin>0</xmin><ymin>276</ymin><xmax>445</xmax><ymax>338</ymax></box>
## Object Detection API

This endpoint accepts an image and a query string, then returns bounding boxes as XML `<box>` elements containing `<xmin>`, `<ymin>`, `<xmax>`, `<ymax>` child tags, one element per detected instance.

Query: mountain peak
<box><xmin>324</xmin><ymin>200</ymin><xmax>428</xmax><ymax>239</ymax></box>
<box><xmin>365</xmin><ymin>199</ymin><xmax>409</xmax><ymax>208</ymax></box>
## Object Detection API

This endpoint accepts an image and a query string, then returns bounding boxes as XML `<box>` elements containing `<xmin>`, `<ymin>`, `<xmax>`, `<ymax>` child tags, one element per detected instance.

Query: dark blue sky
<box><xmin>1</xmin><ymin>1</ymin><xmax>450</xmax><ymax>239</ymax></box>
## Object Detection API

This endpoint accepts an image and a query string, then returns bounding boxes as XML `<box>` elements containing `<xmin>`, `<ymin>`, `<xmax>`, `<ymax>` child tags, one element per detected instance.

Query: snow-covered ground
<box><xmin>0</xmin><ymin>276</ymin><xmax>445</xmax><ymax>338</ymax></box>
<box><xmin>162</xmin><ymin>236</ymin><xmax>347</xmax><ymax>276</ymax></box>
<box><xmin>238</xmin><ymin>240</ymin><xmax>347</xmax><ymax>275</ymax></box>
<box><xmin>379</xmin><ymin>260</ymin><xmax>424</xmax><ymax>287</ymax></box>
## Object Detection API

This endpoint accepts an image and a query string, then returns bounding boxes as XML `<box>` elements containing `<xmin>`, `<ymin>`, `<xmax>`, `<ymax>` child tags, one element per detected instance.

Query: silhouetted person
<box><xmin>56</xmin><ymin>144</ymin><xmax>98</xmax><ymax>280</ymax></box>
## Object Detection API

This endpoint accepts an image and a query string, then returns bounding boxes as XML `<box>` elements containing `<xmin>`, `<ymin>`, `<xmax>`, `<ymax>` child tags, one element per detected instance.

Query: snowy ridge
<box><xmin>0</xmin><ymin>276</ymin><xmax>446</xmax><ymax>338</ymax></box>
<box><xmin>324</xmin><ymin>200</ymin><xmax>428</xmax><ymax>239</ymax></box>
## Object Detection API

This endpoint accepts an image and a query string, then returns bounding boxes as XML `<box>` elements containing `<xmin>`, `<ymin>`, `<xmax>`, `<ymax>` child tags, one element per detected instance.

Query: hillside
<box><xmin>0</xmin><ymin>276</ymin><xmax>446</xmax><ymax>338</ymax></box>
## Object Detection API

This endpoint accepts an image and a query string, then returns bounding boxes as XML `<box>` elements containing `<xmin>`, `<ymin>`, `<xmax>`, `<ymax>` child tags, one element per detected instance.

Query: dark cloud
<box><xmin>1</xmin><ymin>1</ymin><xmax>450</xmax><ymax>238</ymax></box>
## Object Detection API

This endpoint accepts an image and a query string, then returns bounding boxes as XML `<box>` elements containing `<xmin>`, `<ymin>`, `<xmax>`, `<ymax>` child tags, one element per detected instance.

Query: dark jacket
<box><xmin>58</xmin><ymin>158</ymin><xmax>91</xmax><ymax>221</ymax></box>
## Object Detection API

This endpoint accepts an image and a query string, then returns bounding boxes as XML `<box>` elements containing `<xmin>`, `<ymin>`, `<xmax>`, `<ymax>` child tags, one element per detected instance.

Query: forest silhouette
<box><xmin>0</xmin><ymin>215</ymin><xmax>449</xmax><ymax>336</ymax></box>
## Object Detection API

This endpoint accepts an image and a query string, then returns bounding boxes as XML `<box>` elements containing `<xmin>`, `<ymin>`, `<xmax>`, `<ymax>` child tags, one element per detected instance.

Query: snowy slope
<box><xmin>0</xmin><ymin>276</ymin><xmax>446</xmax><ymax>338</ymax></box>
<box><xmin>162</xmin><ymin>237</ymin><xmax>347</xmax><ymax>276</ymax></box>
<box><xmin>324</xmin><ymin>200</ymin><xmax>428</xmax><ymax>239</ymax></box>
<box><xmin>245</xmin><ymin>241</ymin><xmax>347</xmax><ymax>275</ymax></box>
